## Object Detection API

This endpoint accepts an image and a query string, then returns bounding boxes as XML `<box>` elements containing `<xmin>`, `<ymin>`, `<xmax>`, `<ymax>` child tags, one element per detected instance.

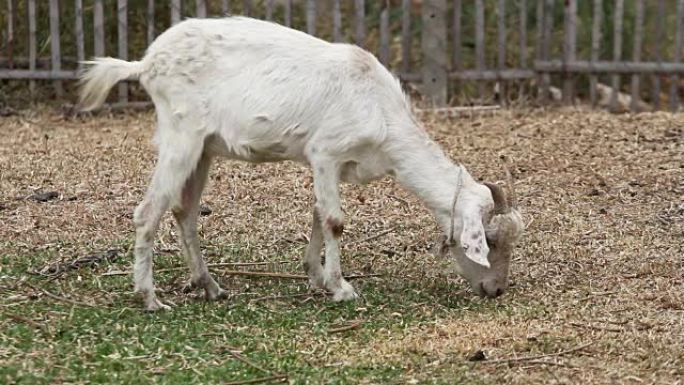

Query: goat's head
<box><xmin>436</xmin><ymin>169</ymin><xmax>523</xmax><ymax>299</ymax></box>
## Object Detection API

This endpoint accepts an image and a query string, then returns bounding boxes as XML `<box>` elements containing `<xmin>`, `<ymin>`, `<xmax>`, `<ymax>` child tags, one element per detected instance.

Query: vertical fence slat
<box><xmin>221</xmin><ymin>0</ymin><xmax>230</xmax><ymax>14</ymax></box>
<box><xmin>49</xmin><ymin>0</ymin><xmax>63</xmax><ymax>97</ymax></box>
<box><xmin>355</xmin><ymin>0</ymin><xmax>366</xmax><ymax>47</ymax></box>
<box><xmin>379</xmin><ymin>2</ymin><xmax>390</xmax><ymax>66</ymax></box>
<box><xmin>6</xmin><ymin>0</ymin><xmax>16</xmax><ymax>68</ymax></box>
<box><xmin>196</xmin><ymin>0</ymin><xmax>206</xmax><ymax>17</ymax></box>
<box><xmin>589</xmin><ymin>0</ymin><xmax>602</xmax><ymax>106</ymax></box>
<box><xmin>452</xmin><ymin>0</ymin><xmax>462</xmax><ymax>71</ymax></box>
<box><xmin>265</xmin><ymin>0</ymin><xmax>274</xmax><ymax>21</ymax></box>
<box><xmin>118</xmin><ymin>0</ymin><xmax>128</xmax><ymax>103</ymax></box>
<box><xmin>243</xmin><ymin>0</ymin><xmax>252</xmax><ymax>17</ymax></box>
<box><xmin>670</xmin><ymin>0</ymin><xmax>684</xmax><ymax>112</ymax></box>
<box><xmin>94</xmin><ymin>0</ymin><xmax>105</xmax><ymax>57</ymax></box>
<box><xmin>475</xmin><ymin>0</ymin><xmax>485</xmax><ymax>100</ymax></box>
<box><xmin>535</xmin><ymin>0</ymin><xmax>544</xmax><ymax>101</ymax></box>
<box><xmin>284</xmin><ymin>0</ymin><xmax>292</xmax><ymax>27</ymax></box>
<box><xmin>652</xmin><ymin>0</ymin><xmax>665</xmax><ymax>109</ymax></box>
<box><xmin>630</xmin><ymin>0</ymin><xmax>644</xmax><ymax>112</ymax></box>
<box><xmin>401</xmin><ymin>0</ymin><xmax>412</xmax><ymax>73</ymax></box>
<box><xmin>539</xmin><ymin>0</ymin><xmax>554</xmax><ymax>103</ymax></box>
<box><xmin>518</xmin><ymin>0</ymin><xmax>527</xmax><ymax>99</ymax></box>
<box><xmin>147</xmin><ymin>0</ymin><xmax>155</xmax><ymax>46</ymax></box>
<box><xmin>563</xmin><ymin>0</ymin><xmax>577</xmax><ymax>105</ymax></box>
<box><xmin>422</xmin><ymin>0</ymin><xmax>448</xmax><ymax>105</ymax></box>
<box><xmin>497</xmin><ymin>0</ymin><xmax>506</xmax><ymax>70</ymax></box>
<box><xmin>28</xmin><ymin>0</ymin><xmax>37</xmax><ymax>95</ymax></box>
<box><xmin>497</xmin><ymin>0</ymin><xmax>506</xmax><ymax>105</ymax></box>
<box><xmin>519</xmin><ymin>0</ymin><xmax>527</xmax><ymax>68</ymax></box>
<box><xmin>333</xmin><ymin>0</ymin><xmax>342</xmax><ymax>42</ymax></box>
<box><xmin>171</xmin><ymin>0</ymin><xmax>181</xmax><ymax>25</ymax></box>
<box><xmin>75</xmin><ymin>0</ymin><xmax>85</xmax><ymax>70</ymax></box>
<box><xmin>535</xmin><ymin>0</ymin><xmax>543</xmax><ymax>62</ymax></box>
<box><xmin>306</xmin><ymin>0</ymin><xmax>316</xmax><ymax>36</ymax></box>
<box><xmin>609</xmin><ymin>0</ymin><xmax>624</xmax><ymax>112</ymax></box>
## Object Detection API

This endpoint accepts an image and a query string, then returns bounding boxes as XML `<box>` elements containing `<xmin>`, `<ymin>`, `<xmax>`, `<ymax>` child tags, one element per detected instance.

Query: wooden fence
<box><xmin>2</xmin><ymin>0</ymin><xmax>684</xmax><ymax>112</ymax></box>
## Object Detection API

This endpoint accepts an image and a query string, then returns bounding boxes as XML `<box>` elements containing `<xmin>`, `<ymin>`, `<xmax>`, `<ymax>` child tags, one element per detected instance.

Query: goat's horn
<box><xmin>484</xmin><ymin>182</ymin><xmax>510</xmax><ymax>215</ymax></box>
<box><xmin>501</xmin><ymin>154</ymin><xmax>518</xmax><ymax>209</ymax></box>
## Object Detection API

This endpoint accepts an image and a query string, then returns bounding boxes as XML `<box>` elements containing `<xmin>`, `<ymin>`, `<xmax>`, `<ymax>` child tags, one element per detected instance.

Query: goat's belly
<box><xmin>340</xmin><ymin>161</ymin><xmax>388</xmax><ymax>185</ymax></box>
<box><xmin>203</xmin><ymin>134</ymin><xmax>305</xmax><ymax>163</ymax></box>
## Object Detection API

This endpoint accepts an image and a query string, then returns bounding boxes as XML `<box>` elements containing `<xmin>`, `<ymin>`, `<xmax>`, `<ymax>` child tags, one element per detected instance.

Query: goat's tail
<box><xmin>78</xmin><ymin>57</ymin><xmax>143</xmax><ymax>111</ymax></box>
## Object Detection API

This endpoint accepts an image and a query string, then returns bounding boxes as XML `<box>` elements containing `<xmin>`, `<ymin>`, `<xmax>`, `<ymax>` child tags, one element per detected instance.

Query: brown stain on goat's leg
<box><xmin>325</xmin><ymin>217</ymin><xmax>344</xmax><ymax>238</ymax></box>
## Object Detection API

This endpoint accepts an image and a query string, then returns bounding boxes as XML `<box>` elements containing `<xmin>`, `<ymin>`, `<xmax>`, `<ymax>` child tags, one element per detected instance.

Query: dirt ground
<box><xmin>1</xmin><ymin>107</ymin><xmax>682</xmax><ymax>384</ymax></box>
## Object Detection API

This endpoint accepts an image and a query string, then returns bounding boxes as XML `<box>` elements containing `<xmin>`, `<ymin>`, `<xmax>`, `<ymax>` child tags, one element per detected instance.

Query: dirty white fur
<box><xmin>79</xmin><ymin>17</ymin><xmax>498</xmax><ymax>310</ymax></box>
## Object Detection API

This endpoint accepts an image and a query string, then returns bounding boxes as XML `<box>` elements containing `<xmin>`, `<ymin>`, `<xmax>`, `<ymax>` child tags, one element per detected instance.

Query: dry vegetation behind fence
<box><xmin>2</xmin><ymin>0</ymin><xmax>684</xmax><ymax>112</ymax></box>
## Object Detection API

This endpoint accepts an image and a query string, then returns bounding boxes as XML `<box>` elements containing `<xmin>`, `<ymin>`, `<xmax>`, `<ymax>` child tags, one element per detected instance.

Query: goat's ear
<box><xmin>459</xmin><ymin>215</ymin><xmax>491</xmax><ymax>267</ymax></box>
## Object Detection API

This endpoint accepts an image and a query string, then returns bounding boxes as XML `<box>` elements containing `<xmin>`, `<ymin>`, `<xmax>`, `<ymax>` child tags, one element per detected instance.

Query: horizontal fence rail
<box><xmin>1</xmin><ymin>0</ymin><xmax>683</xmax><ymax>112</ymax></box>
<box><xmin>535</xmin><ymin>61</ymin><xmax>684</xmax><ymax>74</ymax></box>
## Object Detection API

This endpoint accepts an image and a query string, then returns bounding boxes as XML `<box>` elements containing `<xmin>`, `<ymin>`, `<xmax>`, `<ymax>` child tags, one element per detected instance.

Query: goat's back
<box><xmin>137</xmin><ymin>17</ymin><xmax>406</xmax><ymax>159</ymax></box>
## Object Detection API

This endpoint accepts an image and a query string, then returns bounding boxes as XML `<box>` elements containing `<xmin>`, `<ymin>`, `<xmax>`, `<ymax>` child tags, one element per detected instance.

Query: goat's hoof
<box><xmin>205</xmin><ymin>287</ymin><xmax>229</xmax><ymax>301</ymax></box>
<box><xmin>331</xmin><ymin>281</ymin><xmax>358</xmax><ymax>302</ymax></box>
<box><xmin>181</xmin><ymin>280</ymin><xmax>198</xmax><ymax>293</ymax></box>
<box><xmin>332</xmin><ymin>289</ymin><xmax>359</xmax><ymax>302</ymax></box>
<box><xmin>145</xmin><ymin>297</ymin><xmax>172</xmax><ymax>311</ymax></box>
<box><xmin>308</xmin><ymin>276</ymin><xmax>325</xmax><ymax>291</ymax></box>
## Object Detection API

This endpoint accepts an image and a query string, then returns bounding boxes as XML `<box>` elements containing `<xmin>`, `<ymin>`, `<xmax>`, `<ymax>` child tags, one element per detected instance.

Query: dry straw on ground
<box><xmin>0</xmin><ymin>107</ymin><xmax>682</xmax><ymax>383</ymax></box>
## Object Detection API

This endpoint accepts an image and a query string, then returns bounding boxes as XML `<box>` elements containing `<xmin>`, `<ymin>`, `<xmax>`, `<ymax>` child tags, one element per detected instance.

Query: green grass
<box><xmin>1</xmin><ymin>240</ymin><xmax>508</xmax><ymax>385</ymax></box>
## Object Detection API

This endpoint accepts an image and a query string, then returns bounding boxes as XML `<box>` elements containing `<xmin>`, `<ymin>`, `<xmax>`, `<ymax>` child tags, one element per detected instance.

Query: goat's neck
<box><xmin>388</xmin><ymin>123</ymin><xmax>477</xmax><ymax>233</ymax></box>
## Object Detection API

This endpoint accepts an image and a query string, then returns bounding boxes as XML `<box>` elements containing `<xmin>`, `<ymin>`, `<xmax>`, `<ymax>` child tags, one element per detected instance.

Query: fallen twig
<box><xmin>251</xmin><ymin>292</ymin><xmax>323</xmax><ymax>303</ymax></box>
<box><xmin>521</xmin><ymin>359</ymin><xmax>603</xmax><ymax>370</ymax></box>
<box><xmin>104</xmin><ymin>266</ymin><xmax>381</xmax><ymax>283</ymax></box>
<box><xmin>25</xmin><ymin>282</ymin><xmax>99</xmax><ymax>308</ymax></box>
<box><xmin>328</xmin><ymin>320</ymin><xmax>363</xmax><ymax>334</ymax></box>
<box><xmin>570</xmin><ymin>322</ymin><xmax>624</xmax><ymax>333</ymax></box>
<box><xmin>221</xmin><ymin>271</ymin><xmax>379</xmax><ymax>281</ymax></box>
<box><xmin>347</xmin><ymin>227</ymin><xmax>398</xmax><ymax>246</ymax></box>
<box><xmin>226</xmin><ymin>350</ymin><xmax>271</xmax><ymax>374</ymax></box>
<box><xmin>345</xmin><ymin>273</ymin><xmax>383</xmax><ymax>280</ymax></box>
<box><xmin>224</xmin><ymin>374</ymin><xmax>288</xmax><ymax>385</ymax></box>
<box><xmin>3</xmin><ymin>312</ymin><xmax>48</xmax><ymax>332</ymax></box>
<box><xmin>200</xmin><ymin>332</ymin><xmax>229</xmax><ymax>338</ymax></box>
<box><xmin>219</xmin><ymin>270</ymin><xmax>308</xmax><ymax>279</ymax></box>
<box><xmin>31</xmin><ymin>249</ymin><xmax>122</xmax><ymax>279</ymax></box>
<box><xmin>223</xmin><ymin>349</ymin><xmax>288</xmax><ymax>385</ymax></box>
<box><xmin>388</xmin><ymin>194</ymin><xmax>411</xmax><ymax>206</ymax></box>
<box><xmin>101</xmin><ymin>262</ymin><xmax>292</xmax><ymax>277</ymax></box>
<box><xmin>480</xmin><ymin>342</ymin><xmax>594</xmax><ymax>365</ymax></box>
<box><xmin>520</xmin><ymin>360</ymin><xmax>577</xmax><ymax>369</ymax></box>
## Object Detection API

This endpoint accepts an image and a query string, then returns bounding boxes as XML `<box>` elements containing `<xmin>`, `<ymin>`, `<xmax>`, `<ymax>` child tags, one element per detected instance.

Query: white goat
<box><xmin>79</xmin><ymin>17</ymin><xmax>523</xmax><ymax>311</ymax></box>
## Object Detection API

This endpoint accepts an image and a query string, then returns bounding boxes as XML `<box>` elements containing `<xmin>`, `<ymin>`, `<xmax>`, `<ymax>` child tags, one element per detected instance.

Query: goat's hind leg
<box><xmin>134</xmin><ymin>185</ymin><xmax>173</xmax><ymax>311</ymax></box>
<box><xmin>303</xmin><ymin>207</ymin><xmax>325</xmax><ymax>290</ymax></box>
<box><xmin>172</xmin><ymin>154</ymin><xmax>227</xmax><ymax>301</ymax></box>
<box><xmin>133</xmin><ymin>120</ymin><xmax>207</xmax><ymax>311</ymax></box>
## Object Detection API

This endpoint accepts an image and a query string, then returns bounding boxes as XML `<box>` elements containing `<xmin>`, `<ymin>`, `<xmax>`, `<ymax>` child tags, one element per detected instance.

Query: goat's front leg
<box><xmin>310</xmin><ymin>158</ymin><xmax>358</xmax><ymax>301</ymax></box>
